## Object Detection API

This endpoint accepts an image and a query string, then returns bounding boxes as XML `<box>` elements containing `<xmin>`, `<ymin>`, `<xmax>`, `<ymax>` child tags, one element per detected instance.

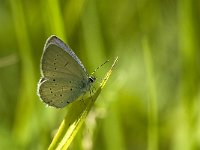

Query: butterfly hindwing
<box><xmin>38</xmin><ymin>77</ymin><xmax>84</xmax><ymax>108</ymax></box>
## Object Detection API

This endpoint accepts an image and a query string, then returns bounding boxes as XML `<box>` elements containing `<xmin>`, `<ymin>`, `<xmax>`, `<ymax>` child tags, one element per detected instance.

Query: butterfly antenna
<box><xmin>91</xmin><ymin>60</ymin><xmax>109</xmax><ymax>76</ymax></box>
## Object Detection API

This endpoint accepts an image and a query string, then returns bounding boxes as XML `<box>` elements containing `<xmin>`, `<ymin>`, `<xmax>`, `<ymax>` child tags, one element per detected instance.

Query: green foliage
<box><xmin>0</xmin><ymin>0</ymin><xmax>200</xmax><ymax>150</ymax></box>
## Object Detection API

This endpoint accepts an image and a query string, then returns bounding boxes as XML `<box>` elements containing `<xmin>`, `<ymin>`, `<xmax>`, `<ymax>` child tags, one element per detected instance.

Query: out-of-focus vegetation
<box><xmin>0</xmin><ymin>0</ymin><xmax>199</xmax><ymax>149</ymax></box>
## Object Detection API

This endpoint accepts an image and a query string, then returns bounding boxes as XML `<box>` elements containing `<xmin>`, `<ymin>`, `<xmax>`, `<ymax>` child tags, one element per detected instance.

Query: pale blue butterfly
<box><xmin>37</xmin><ymin>35</ymin><xmax>96</xmax><ymax>108</ymax></box>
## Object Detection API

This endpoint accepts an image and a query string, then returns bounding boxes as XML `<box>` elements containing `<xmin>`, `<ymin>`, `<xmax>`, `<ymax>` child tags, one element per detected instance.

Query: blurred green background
<box><xmin>0</xmin><ymin>0</ymin><xmax>200</xmax><ymax>149</ymax></box>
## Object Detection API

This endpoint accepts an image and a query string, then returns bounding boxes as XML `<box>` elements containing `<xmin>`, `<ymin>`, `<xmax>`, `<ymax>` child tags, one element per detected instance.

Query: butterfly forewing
<box><xmin>41</xmin><ymin>38</ymin><xmax>87</xmax><ymax>80</ymax></box>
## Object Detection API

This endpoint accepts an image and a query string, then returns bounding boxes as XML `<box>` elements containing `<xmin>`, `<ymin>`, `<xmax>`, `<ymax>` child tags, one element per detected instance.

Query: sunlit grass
<box><xmin>48</xmin><ymin>57</ymin><xmax>118</xmax><ymax>150</ymax></box>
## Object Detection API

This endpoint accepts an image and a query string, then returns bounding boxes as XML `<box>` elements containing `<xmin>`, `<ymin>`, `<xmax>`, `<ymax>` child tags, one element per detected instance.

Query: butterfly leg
<box><xmin>80</xmin><ymin>93</ymin><xmax>87</xmax><ymax>106</ymax></box>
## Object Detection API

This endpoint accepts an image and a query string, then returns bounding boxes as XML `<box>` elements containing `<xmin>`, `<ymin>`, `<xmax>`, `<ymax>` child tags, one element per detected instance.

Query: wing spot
<box><xmin>51</xmin><ymin>91</ymin><xmax>53</xmax><ymax>93</ymax></box>
<box><xmin>54</xmin><ymin>62</ymin><xmax>56</xmax><ymax>65</ymax></box>
<box><xmin>70</xmin><ymin>88</ymin><xmax>72</xmax><ymax>91</ymax></box>
<box><xmin>67</xmin><ymin>101</ymin><xmax>70</xmax><ymax>104</ymax></box>
<box><xmin>54</xmin><ymin>58</ymin><xmax>57</xmax><ymax>61</ymax></box>
<box><xmin>60</xmin><ymin>94</ymin><xmax>62</xmax><ymax>97</ymax></box>
<box><xmin>54</xmin><ymin>67</ymin><xmax>57</xmax><ymax>70</ymax></box>
<box><xmin>53</xmin><ymin>79</ymin><xmax>55</xmax><ymax>81</ymax></box>
<box><xmin>69</xmin><ymin>81</ymin><xmax>72</xmax><ymax>83</ymax></box>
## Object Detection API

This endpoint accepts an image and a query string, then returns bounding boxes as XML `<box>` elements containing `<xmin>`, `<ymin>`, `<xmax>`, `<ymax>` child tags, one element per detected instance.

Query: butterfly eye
<box><xmin>88</xmin><ymin>76</ymin><xmax>96</xmax><ymax>83</ymax></box>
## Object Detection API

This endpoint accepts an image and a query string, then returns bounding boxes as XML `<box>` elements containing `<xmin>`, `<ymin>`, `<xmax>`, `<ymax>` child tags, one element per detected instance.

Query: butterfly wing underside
<box><xmin>38</xmin><ymin>36</ymin><xmax>89</xmax><ymax>108</ymax></box>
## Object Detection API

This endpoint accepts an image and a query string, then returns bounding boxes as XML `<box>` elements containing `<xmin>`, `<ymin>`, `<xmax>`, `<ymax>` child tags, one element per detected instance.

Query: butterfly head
<box><xmin>88</xmin><ymin>76</ymin><xmax>96</xmax><ymax>83</ymax></box>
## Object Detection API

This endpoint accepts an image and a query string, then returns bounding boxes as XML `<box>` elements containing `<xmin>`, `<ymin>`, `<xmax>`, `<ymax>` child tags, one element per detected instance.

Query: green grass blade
<box><xmin>48</xmin><ymin>57</ymin><xmax>118</xmax><ymax>150</ymax></box>
<box><xmin>143</xmin><ymin>38</ymin><xmax>158</xmax><ymax>150</ymax></box>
